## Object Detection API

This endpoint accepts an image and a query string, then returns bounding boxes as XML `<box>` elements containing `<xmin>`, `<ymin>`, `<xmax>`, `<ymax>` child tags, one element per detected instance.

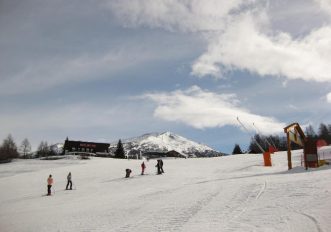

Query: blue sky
<box><xmin>1</xmin><ymin>0</ymin><xmax>331</xmax><ymax>154</ymax></box>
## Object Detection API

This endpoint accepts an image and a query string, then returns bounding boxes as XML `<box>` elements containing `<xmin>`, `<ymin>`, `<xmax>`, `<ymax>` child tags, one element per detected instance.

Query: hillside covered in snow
<box><xmin>0</xmin><ymin>149</ymin><xmax>331</xmax><ymax>231</ymax></box>
<box><xmin>110</xmin><ymin>132</ymin><xmax>225</xmax><ymax>157</ymax></box>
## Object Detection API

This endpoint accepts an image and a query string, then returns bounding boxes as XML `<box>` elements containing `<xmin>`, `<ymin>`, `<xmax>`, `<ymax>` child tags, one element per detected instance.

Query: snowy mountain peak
<box><xmin>111</xmin><ymin>132</ymin><xmax>225</xmax><ymax>157</ymax></box>
<box><xmin>159</xmin><ymin>131</ymin><xmax>182</xmax><ymax>140</ymax></box>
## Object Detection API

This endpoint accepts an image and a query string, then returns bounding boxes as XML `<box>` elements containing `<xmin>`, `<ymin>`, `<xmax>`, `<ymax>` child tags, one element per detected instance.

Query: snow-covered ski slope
<box><xmin>0</xmin><ymin>150</ymin><xmax>331</xmax><ymax>232</ymax></box>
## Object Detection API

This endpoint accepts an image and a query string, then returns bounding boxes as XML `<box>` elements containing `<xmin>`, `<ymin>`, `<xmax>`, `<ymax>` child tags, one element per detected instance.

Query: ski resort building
<box><xmin>63</xmin><ymin>138</ymin><xmax>110</xmax><ymax>155</ymax></box>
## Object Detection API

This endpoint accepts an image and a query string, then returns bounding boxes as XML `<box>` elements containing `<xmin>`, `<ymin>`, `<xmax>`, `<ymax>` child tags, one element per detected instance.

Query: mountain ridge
<box><xmin>110</xmin><ymin>131</ymin><xmax>226</xmax><ymax>158</ymax></box>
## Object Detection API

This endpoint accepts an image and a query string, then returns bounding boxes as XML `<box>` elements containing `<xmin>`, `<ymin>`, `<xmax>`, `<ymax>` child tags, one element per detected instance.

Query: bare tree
<box><xmin>37</xmin><ymin>141</ymin><xmax>50</xmax><ymax>157</ymax></box>
<box><xmin>20</xmin><ymin>138</ymin><xmax>32</xmax><ymax>158</ymax></box>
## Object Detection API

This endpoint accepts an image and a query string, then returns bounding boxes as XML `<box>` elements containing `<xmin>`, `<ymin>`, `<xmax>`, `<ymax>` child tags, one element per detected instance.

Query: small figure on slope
<box><xmin>141</xmin><ymin>161</ymin><xmax>146</xmax><ymax>175</ymax></box>
<box><xmin>159</xmin><ymin>159</ymin><xmax>164</xmax><ymax>173</ymax></box>
<box><xmin>156</xmin><ymin>160</ymin><xmax>162</xmax><ymax>175</ymax></box>
<box><xmin>125</xmin><ymin>168</ymin><xmax>132</xmax><ymax>178</ymax></box>
<box><xmin>66</xmin><ymin>172</ymin><xmax>72</xmax><ymax>190</ymax></box>
<box><xmin>47</xmin><ymin>174</ymin><xmax>53</xmax><ymax>196</ymax></box>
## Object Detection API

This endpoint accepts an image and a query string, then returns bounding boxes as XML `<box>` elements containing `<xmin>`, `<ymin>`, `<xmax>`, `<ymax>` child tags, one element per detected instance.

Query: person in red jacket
<box><xmin>141</xmin><ymin>161</ymin><xmax>146</xmax><ymax>175</ymax></box>
<box><xmin>47</xmin><ymin>174</ymin><xmax>53</xmax><ymax>196</ymax></box>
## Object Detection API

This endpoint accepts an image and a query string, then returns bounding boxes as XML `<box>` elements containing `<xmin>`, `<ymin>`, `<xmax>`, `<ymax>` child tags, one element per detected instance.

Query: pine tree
<box><xmin>248</xmin><ymin>134</ymin><xmax>266</xmax><ymax>153</ymax></box>
<box><xmin>305</xmin><ymin>125</ymin><xmax>317</xmax><ymax>139</ymax></box>
<box><xmin>267</xmin><ymin>135</ymin><xmax>281</xmax><ymax>150</ymax></box>
<box><xmin>232</xmin><ymin>144</ymin><xmax>243</xmax><ymax>155</ymax></box>
<box><xmin>114</xmin><ymin>139</ymin><xmax>125</xmax><ymax>159</ymax></box>
<box><xmin>318</xmin><ymin>123</ymin><xmax>330</xmax><ymax>143</ymax></box>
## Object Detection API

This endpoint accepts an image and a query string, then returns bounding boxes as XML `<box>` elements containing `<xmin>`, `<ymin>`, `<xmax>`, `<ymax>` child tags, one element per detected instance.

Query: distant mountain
<box><xmin>110</xmin><ymin>132</ymin><xmax>225</xmax><ymax>158</ymax></box>
<box><xmin>50</xmin><ymin>143</ymin><xmax>63</xmax><ymax>154</ymax></box>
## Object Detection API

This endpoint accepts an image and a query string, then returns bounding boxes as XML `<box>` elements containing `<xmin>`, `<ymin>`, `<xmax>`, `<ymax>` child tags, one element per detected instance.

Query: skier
<box><xmin>47</xmin><ymin>174</ymin><xmax>53</xmax><ymax>196</ymax></box>
<box><xmin>141</xmin><ymin>161</ymin><xmax>146</xmax><ymax>175</ymax></box>
<box><xmin>159</xmin><ymin>159</ymin><xmax>164</xmax><ymax>173</ymax></box>
<box><xmin>66</xmin><ymin>172</ymin><xmax>72</xmax><ymax>190</ymax></box>
<box><xmin>155</xmin><ymin>160</ymin><xmax>162</xmax><ymax>175</ymax></box>
<box><xmin>125</xmin><ymin>168</ymin><xmax>132</xmax><ymax>178</ymax></box>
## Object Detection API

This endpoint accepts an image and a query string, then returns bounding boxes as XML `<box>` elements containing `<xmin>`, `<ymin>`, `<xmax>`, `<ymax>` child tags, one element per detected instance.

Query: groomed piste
<box><xmin>0</xmin><ymin>150</ymin><xmax>331</xmax><ymax>232</ymax></box>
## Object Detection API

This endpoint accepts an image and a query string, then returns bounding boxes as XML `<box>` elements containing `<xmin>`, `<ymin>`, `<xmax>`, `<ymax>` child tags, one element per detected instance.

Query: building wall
<box><xmin>63</xmin><ymin>140</ymin><xmax>110</xmax><ymax>154</ymax></box>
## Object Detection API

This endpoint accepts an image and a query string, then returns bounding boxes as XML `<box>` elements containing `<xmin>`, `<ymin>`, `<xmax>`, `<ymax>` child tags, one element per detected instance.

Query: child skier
<box><xmin>47</xmin><ymin>174</ymin><xmax>53</xmax><ymax>196</ymax></box>
<box><xmin>141</xmin><ymin>161</ymin><xmax>146</xmax><ymax>175</ymax></box>
<box><xmin>125</xmin><ymin>169</ymin><xmax>132</xmax><ymax>178</ymax></box>
<box><xmin>66</xmin><ymin>172</ymin><xmax>72</xmax><ymax>190</ymax></box>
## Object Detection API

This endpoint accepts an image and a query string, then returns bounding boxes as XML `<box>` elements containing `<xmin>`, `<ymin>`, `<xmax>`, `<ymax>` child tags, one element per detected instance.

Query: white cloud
<box><xmin>109</xmin><ymin>0</ymin><xmax>331</xmax><ymax>83</ymax></box>
<box><xmin>142</xmin><ymin>86</ymin><xmax>285</xmax><ymax>134</ymax></box>
<box><xmin>315</xmin><ymin>0</ymin><xmax>331</xmax><ymax>16</ymax></box>
<box><xmin>327</xmin><ymin>92</ymin><xmax>331</xmax><ymax>103</ymax></box>
<box><xmin>192</xmin><ymin>13</ymin><xmax>331</xmax><ymax>82</ymax></box>
<box><xmin>287</xmin><ymin>104</ymin><xmax>299</xmax><ymax>110</ymax></box>
<box><xmin>108</xmin><ymin>0</ymin><xmax>257</xmax><ymax>32</ymax></box>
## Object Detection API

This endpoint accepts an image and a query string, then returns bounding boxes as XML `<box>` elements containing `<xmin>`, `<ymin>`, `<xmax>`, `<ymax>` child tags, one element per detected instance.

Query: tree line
<box><xmin>0</xmin><ymin>135</ymin><xmax>127</xmax><ymax>162</ymax></box>
<box><xmin>0</xmin><ymin>135</ymin><xmax>58</xmax><ymax>162</ymax></box>
<box><xmin>232</xmin><ymin>123</ymin><xmax>331</xmax><ymax>155</ymax></box>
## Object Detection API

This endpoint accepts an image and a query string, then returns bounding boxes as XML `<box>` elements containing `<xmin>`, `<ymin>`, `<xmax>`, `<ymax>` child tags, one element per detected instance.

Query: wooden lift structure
<box><xmin>284</xmin><ymin>122</ymin><xmax>318</xmax><ymax>170</ymax></box>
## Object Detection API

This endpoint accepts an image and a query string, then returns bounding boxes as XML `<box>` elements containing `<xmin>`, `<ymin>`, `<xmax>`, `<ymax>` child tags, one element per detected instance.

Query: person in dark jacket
<box><xmin>66</xmin><ymin>172</ymin><xmax>72</xmax><ymax>190</ymax></box>
<box><xmin>159</xmin><ymin>159</ymin><xmax>164</xmax><ymax>173</ymax></box>
<box><xmin>125</xmin><ymin>169</ymin><xmax>132</xmax><ymax>178</ymax></box>
<box><xmin>156</xmin><ymin>160</ymin><xmax>162</xmax><ymax>175</ymax></box>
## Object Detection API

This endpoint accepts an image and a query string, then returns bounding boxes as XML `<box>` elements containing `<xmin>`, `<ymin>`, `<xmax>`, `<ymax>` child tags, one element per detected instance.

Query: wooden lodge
<box><xmin>63</xmin><ymin>138</ymin><xmax>110</xmax><ymax>155</ymax></box>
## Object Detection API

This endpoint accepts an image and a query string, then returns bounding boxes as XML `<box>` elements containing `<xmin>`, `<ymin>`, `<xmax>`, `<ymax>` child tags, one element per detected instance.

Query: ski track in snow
<box><xmin>282</xmin><ymin>205</ymin><xmax>324</xmax><ymax>232</ymax></box>
<box><xmin>116</xmin><ymin>190</ymin><xmax>220</xmax><ymax>231</ymax></box>
<box><xmin>182</xmin><ymin>181</ymin><xmax>268</xmax><ymax>232</ymax></box>
<box><xmin>256</xmin><ymin>180</ymin><xmax>267</xmax><ymax>200</ymax></box>
<box><xmin>116</xmin><ymin>178</ymin><xmax>268</xmax><ymax>231</ymax></box>
<box><xmin>299</xmin><ymin>212</ymin><xmax>323</xmax><ymax>232</ymax></box>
